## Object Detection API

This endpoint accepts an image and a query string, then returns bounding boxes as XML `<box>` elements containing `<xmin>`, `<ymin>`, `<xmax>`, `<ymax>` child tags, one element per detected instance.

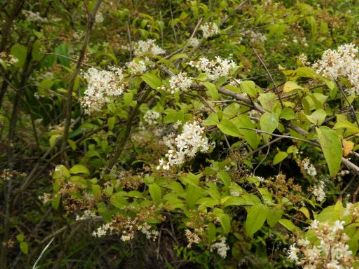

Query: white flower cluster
<box><xmin>168</xmin><ymin>72</ymin><xmax>193</xmax><ymax>94</ymax></box>
<box><xmin>95</xmin><ymin>12</ymin><xmax>104</xmax><ymax>23</ymax></box>
<box><xmin>288</xmin><ymin>220</ymin><xmax>355</xmax><ymax>268</ymax></box>
<box><xmin>188</xmin><ymin>37</ymin><xmax>200</xmax><ymax>48</ymax></box>
<box><xmin>157</xmin><ymin>121</ymin><xmax>210</xmax><ymax>170</ymax></box>
<box><xmin>137</xmin><ymin>222</ymin><xmax>159</xmax><ymax>241</ymax></box>
<box><xmin>210</xmin><ymin>236</ymin><xmax>229</xmax><ymax>259</ymax></box>
<box><xmin>127</xmin><ymin>58</ymin><xmax>147</xmax><ymax>75</ymax></box>
<box><xmin>200</xmin><ymin>22</ymin><xmax>219</xmax><ymax>39</ymax></box>
<box><xmin>185</xmin><ymin>229</ymin><xmax>201</xmax><ymax>248</ymax></box>
<box><xmin>0</xmin><ymin>52</ymin><xmax>19</xmax><ymax>66</ymax></box>
<box><xmin>189</xmin><ymin>56</ymin><xmax>236</xmax><ymax>81</ymax></box>
<box><xmin>313</xmin><ymin>43</ymin><xmax>359</xmax><ymax>95</ymax></box>
<box><xmin>298</xmin><ymin>53</ymin><xmax>310</xmax><ymax>66</ymax></box>
<box><xmin>92</xmin><ymin>217</ymin><xmax>158</xmax><ymax>242</ymax></box>
<box><xmin>243</xmin><ymin>30</ymin><xmax>267</xmax><ymax>44</ymax></box>
<box><xmin>312</xmin><ymin>181</ymin><xmax>326</xmax><ymax>202</ymax></box>
<box><xmin>143</xmin><ymin>110</ymin><xmax>160</xmax><ymax>125</ymax></box>
<box><xmin>302</xmin><ymin>158</ymin><xmax>317</xmax><ymax>177</ymax></box>
<box><xmin>92</xmin><ymin>222</ymin><xmax>112</xmax><ymax>238</ymax></box>
<box><xmin>22</xmin><ymin>10</ymin><xmax>48</xmax><ymax>23</ymax></box>
<box><xmin>81</xmin><ymin>67</ymin><xmax>125</xmax><ymax>114</ymax></box>
<box><xmin>38</xmin><ymin>193</ymin><xmax>52</xmax><ymax>204</ymax></box>
<box><xmin>75</xmin><ymin>209</ymin><xmax>97</xmax><ymax>221</ymax></box>
<box><xmin>133</xmin><ymin>39</ymin><xmax>165</xmax><ymax>57</ymax></box>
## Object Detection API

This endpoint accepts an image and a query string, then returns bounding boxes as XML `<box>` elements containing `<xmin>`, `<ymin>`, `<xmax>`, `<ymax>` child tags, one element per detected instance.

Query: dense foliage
<box><xmin>1</xmin><ymin>0</ymin><xmax>359</xmax><ymax>268</ymax></box>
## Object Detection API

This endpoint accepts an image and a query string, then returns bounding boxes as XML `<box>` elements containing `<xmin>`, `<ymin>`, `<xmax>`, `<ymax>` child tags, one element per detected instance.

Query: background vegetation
<box><xmin>0</xmin><ymin>0</ymin><xmax>358</xmax><ymax>268</ymax></box>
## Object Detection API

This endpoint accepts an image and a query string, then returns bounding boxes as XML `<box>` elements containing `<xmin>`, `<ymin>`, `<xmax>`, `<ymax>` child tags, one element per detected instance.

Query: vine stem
<box><xmin>105</xmin><ymin>88</ymin><xmax>152</xmax><ymax>172</ymax></box>
<box><xmin>61</xmin><ymin>0</ymin><xmax>103</xmax><ymax>163</ymax></box>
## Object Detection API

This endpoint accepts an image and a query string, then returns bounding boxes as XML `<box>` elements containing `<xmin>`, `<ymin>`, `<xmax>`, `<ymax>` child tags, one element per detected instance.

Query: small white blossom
<box><xmin>22</xmin><ymin>10</ymin><xmax>48</xmax><ymax>23</ymax></box>
<box><xmin>185</xmin><ymin>229</ymin><xmax>201</xmax><ymax>248</ymax></box>
<box><xmin>81</xmin><ymin>67</ymin><xmax>125</xmax><ymax>114</ymax></box>
<box><xmin>188</xmin><ymin>37</ymin><xmax>200</xmax><ymax>48</ymax></box>
<box><xmin>92</xmin><ymin>223</ymin><xmax>112</xmax><ymax>237</ymax></box>
<box><xmin>144</xmin><ymin>110</ymin><xmax>160</xmax><ymax>125</ymax></box>
<box><xmin>75</xmin><ymin>210</ymin><xmax>97</xmax><ymax>221</ymax></box>
<box><xmin>189</xmin><ymin>56</ymin><xmax>236</xmax><ymax>81</ymax></box>
<box><xmin>302</xmin><ymin>158</ymin><xmax>317</xmax><ymax>177</ymax></box>
<box><xmin>289</xmin><ymin>219</ymin><xmax>356</xmax><ymax>268</ymax></box>
<box><xmin>168</xmin><ymin>72</ymin><xmax>193</xmax><ymax>94</ymax></box>
<box><xmin>200</xmin><ymin>22</ymin><xmax>219</xmax><ymax>39</ymax></box>
<box><xmin>288</xmin><ymin>245</ymin><xmax>299</xmax><ymax>262</ymax></box>
<box><xmin>313</xmin><ymin>181</ymin><xmax>326</xmax><ymax>202</ymax></box>
<box><xmin>133</xmin><ymin>39</ymin><xmax>165</xmax><ymax>57</ymax></box>
<box><xmin>127</xmin><ymin>58</ymin><xmax>147</xmax><ymax>75</ymax></box>
<box><xmin>313</xmin><ymin>43</ymin><xmax>359</xmax><ymax>95</ymax></box>
<box><xmin>157</xmin><ymin>121</ymin><xmax>210</xmax><ymax>170</ymax></box>
<box><xmin>210</xmin><ymin>236</ymin><xmax>229</xmax><ymax>258</ymax></box>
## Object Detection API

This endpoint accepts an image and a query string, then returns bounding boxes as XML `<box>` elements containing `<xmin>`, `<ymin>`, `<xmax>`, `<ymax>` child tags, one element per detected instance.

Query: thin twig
<box><xmin>61</xmin><ymin>0</ymin><xmax>103</xmax><ymax>163</ymax></box>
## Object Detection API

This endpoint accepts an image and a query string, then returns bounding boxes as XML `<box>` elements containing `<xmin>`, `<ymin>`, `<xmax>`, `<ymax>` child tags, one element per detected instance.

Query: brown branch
<box><xmin>61</xmin><ymin>0</ymin><xmax>103</xmax><ymax>162</ymax></box>
<box><xmin>105</xmin><ymin>88</ymin><xmax>152</xmax><ymax>172</ymax></box>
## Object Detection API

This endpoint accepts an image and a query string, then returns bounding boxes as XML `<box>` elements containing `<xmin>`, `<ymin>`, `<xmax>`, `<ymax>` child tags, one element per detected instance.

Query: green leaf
<box><xmin>149</xmin><ymin>183</ymin><xmax>162</xmax><ymax>203</ymax></box>
<box><xmin>258</xmin><ymin>93</ymin><xmax>278</xmax><ymax>111</ymax></box>
<box><xmin>239</xmin><ymin>81</ymin><xmax>258</xmax><ymax>97</ymax></box>
<box><xmin>219</xmin><ymin>213</ymin><xmax>231</xmax><ymax>234</ymax></box>
<box><xmin>20</xmin><ymin>242</ymin><xmax>28</xmax><ymax>255</ymax></box>
<box><xmin>273</xmin><ymin>151</ymin><xmax>288</xmax><ymax>165</ymax></box>
<box><xmin>306</xmin><ymin>109</ymin><xmax>326</xmax><ymax>126</ymax></box>
<box><xmin>70</xmin><ymin>164</ymin><xmax>90</xmax><ymax>175</ymax></box>
<box><xmin>233</xmin><ymin>115</ymin><xmax>260</xmax><ymax>149</ymax></box>
<box><xmin>283</xmin><ymin>81</ymin><xmax>303</xmax><ymax>93</ymax></box>
<box><xmin>142</xmin><ymin>72</ymin><xmax>162</xmax><ymax>89</ymax></box>
<box><xmin>260</xmin><ymin>112</ymin><xmax>279</xmax><ymax>142</ymax></box>
<box><xmin>266</xmin><ymin>207</ymin><xmax>283</xmax><ymax>227</ymax></box>
<box><xmin>202</xmin><ymin>82</ymin><xmax>219</xmax><ymax>100</ymax></box>
<box><xmin>245</xmin><ymin>204</ymin><xmax>268</xmax><ymax>237</ymax></box>
<box><xmin>278</xmin><ymin>219</ymin><xmax>299</xmax><ymax>232</ymax></box>
<box><xmin>217</xmin><ymin>118</ymin><xmax>240</xmax><ymax>137</ymax></box>
<box><xmin>110</xmin><ymin>192</ymin><xmax>127</xmax><ymax>208</ymax></box>
<box><xmin>203</xmin><ymin>112</ymin><xmax>219</xmax><ymax>126</ymax></box>
<box><xmin>49</xmin><ymin>134</ymin><xmax>62</xmax><ymax>148</ymax></box>
<box><xmin>10</xmin><ymin>43</ymin><xmax>27</xmax><ymax>67</ymax></box>
<box><xmin>52</xmin><ymin>165</ymin><xmax>70</xmax><ymax>180</ymax></box>
<box><xmin>316</xmin><ymin>126</ymin><xmax>342</xmax><ymax>176</ymax></box>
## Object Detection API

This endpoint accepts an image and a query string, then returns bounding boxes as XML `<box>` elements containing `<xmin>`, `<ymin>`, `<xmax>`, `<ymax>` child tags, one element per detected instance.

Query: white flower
<box><xmin>127</xmin><ymin>58</ymin><xmax>147</xmax><ymax>74</ymax></box>
<box><xmin>210</xmin><ymin>236</ymin><xmax>229</xmax><ymax>258</ymax></box>
<box><xmin>76</xmin><ymin>210</ymin><xmax>96</xmax><ymax>221</ymax></box>
<box><xmin>22</xmin><ymin>10</ymin><xmax>48</xmax><ymax>23</ymax></box>
<box><xmin>290</xmin><ymin>219</ymin><xmax>356</xmax><ymax>267</ymax></box>
<box><xmin>243</xmin><ymin>30</ymin><xmax>267</xmax><ymax>43</ymax></box>
<box><xmin>313</xmin><ymin>181</ymin><xmax>326</xmax><ymax>202</ymax></box>
<box><xmin>331</xmin><ymin>220</ymin><xmax>345</xmax><ymax>233</ymax></box>
<box><xmin>200</xmin><ymin>22</ymin><xmax>219</xmax><ymax>39</ymax></box>
<box><xmin>188</xmin><ymin>37</ymin><xmax>200</xmax><ymax>48</ymax></box>
<box><xmin>157</xmin><ymin>121</ymin><xmax>210</xmax><ymax>170</ymax></box>
<box><xmin>81</xmin><ymin>67</ymin><xmax>125</xmax><ymax>114</ymax></box>
<box><xmin>189</xmin><ymin>56</ymin><xmax>236</xmax><ymax>81</ymax></box>
<box><xmin>133</xmin><ymin>39</ymin><xmax>165</xmax><ymax>57</ymax></box>
<box><xmin>185</xmin><ymin>229</ymin><xmax>201</xmax><ymax>248</ymax></box>
<box><xmin>144</xmin><ymin>110</ymin><xmax>160</xmax><ymax>125</ymax></box>
<box><xmin>313</xmin><ymin>43</ymin><xmax>359</xmax><ymax>94</ymax></box>
<box><xmin>302</xmin><ymin>158</ymin><xmax>317</xmax><ymax>177</ymax></box>
<box><xmin>95</xmin><ymin>12</ymin><xmax>104</xmax><ymax>23</ymax></box>
<box><xmin>310</xmin><ymin>219</ymin><xmax>320</xmax><ymax>230</ymax></box>
<box><xmin>298</xmin><ymin>53</ymin><xmax>310</xmax><ymax>66</ymax></box>
<box><xmin>92</xmin><ymin>223</ymin><xmax>112</xmax><ymax>237</ymax></box>
<box><xmin>168</xmin><ymin>72</ymin><xmax>193</xmax><ymax>94</ymax></box>
<box><xmin>138</xmin><ymin>223</ymin><xmax>159</xmax><ymax>241</ymax></box>
<box><xmin>288</xmin><ymin>244</ymin><xmax>299</xmax><ymax>262</ymax></box>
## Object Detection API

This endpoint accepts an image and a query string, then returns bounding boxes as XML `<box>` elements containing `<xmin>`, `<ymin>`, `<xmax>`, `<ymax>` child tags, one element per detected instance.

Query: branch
<box><xmin>61</xmin><ymin>0</ymin><xmax>103</xmax><ymax>162</ymax></box>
